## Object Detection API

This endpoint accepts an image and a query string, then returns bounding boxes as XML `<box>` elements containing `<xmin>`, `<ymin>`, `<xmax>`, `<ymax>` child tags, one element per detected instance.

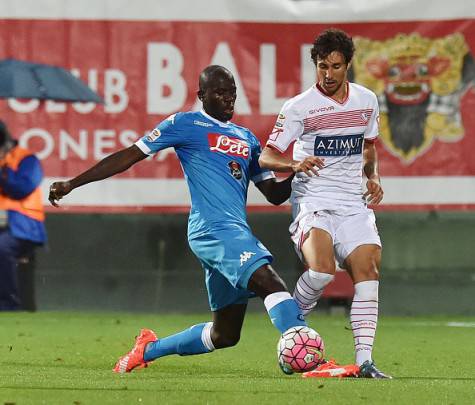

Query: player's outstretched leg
<box><xmin>113</xmin><ymin>323</ymin><xmax>215</xmax><ymax>373</ymax></box>
<box><xmin>113</xmin><ymin>304</ymin><xmax>248</xmax><ymax>373</ymax></box>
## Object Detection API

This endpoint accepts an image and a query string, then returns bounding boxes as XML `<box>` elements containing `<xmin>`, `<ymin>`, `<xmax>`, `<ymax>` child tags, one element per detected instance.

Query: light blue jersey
<box><xmin>136</xmin><ymin>110</ymin><xmax>275</xmax><ymax>310</ymax></box>
<box><xmin>136</xmin><ymin>110</ymin><xmax>274</xmax><ymax>239</ymax></box>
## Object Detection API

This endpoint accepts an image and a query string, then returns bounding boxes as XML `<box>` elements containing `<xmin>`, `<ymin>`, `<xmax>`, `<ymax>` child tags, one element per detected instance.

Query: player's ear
<box><xmin>197</xmin><ymin>90</ymin><xmax>203</xmax><ymax>101</ymax></box>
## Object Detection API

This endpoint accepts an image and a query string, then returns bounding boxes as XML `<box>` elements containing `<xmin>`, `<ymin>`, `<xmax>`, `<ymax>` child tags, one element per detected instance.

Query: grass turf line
<box><xmin>0</xmin><ymin>312</ymin><xmax>474</xmax><ymax>404</ymax></box>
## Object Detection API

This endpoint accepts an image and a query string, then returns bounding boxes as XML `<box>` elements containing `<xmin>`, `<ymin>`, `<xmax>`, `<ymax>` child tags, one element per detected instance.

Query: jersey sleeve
<box><xmin>249</xmin><ymin>133</ymin><xmax>276</xmax><ymax>184</ymax></box>
<box><xmin>364</xmin><ymin>93</ymin><xmax>380</xmax><ymax>141</ymax></box>
<box><xmin>135</xmin><ymin>113</ymin><xmax>185</xmax><ymax>155</ymax></box>
<box><xmin>265</xmin><ymin>99</ymin><xmax>303</xmax><ymax>153</ymax></box>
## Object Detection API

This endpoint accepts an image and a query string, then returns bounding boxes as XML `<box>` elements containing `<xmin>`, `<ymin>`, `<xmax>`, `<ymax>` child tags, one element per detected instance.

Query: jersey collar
<box><xmin>314</xmin><ymin>81</ymin><xmax>350</xmax><ymax>105</ymax></box>
<box><xmin>200</xmin><ymin>110</ymin><xmax>230</xmax><ymax>128</ymax></box>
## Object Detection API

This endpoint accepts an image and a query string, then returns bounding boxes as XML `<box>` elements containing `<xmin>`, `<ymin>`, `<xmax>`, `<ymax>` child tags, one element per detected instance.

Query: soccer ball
<box><xmin>277</xmin><ymin>326</ymin><xmax>324</xmax><ymax>374</ymax></box>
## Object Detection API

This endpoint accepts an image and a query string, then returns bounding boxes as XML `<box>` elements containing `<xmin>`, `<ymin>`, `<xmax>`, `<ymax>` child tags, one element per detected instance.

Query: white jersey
<box><xmin>266</xmin><ymin>82</ymin><xmax>379</xmax><ymax>212</ymax></box>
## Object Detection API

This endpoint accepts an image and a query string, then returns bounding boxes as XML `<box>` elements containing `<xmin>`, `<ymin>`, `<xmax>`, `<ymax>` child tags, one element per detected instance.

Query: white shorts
<box><xmin>290</xmin><ymin>204</ymin><xmax>382</xmax><ymax>267</ymax></box>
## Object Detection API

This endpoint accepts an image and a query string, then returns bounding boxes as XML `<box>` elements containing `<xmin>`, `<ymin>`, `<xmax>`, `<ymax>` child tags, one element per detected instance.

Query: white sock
<box><xmin>201</xmin><ymin>322</ymin><xmax>215</xmax><ymax>352</ymax></box>
<box><xmin>263</xmin><ymin>291</ymin><xmax>293</xmax><ymax>312</ymax></box>
<box><xmin>293</xmin><ymin>270</ymin><xmax>334</xmax><ymax>315</ymax></box>
<box><xmin>351</xmin><ymin>280</ymin><xmax>379</xmax><ymax>366</ymax></box>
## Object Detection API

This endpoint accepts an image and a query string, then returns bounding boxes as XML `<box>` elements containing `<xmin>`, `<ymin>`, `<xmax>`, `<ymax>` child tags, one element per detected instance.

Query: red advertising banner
<box><xmin>0</xmin><ymin>17</ymin><xmax>474</xmax><ymax>211</ymax></box>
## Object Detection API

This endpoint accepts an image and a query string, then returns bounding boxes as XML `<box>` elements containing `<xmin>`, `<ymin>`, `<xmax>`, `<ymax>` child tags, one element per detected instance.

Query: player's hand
<box><xmin>48</xmin><ymin>181</ymin><xmax>73</xmax><ymax>207</ymax></box>
<box><xmin>364</xmin><ymin>178</ymin><xmax>383</xmax><ymax>205</ymax></box>
<box><xmin>291</xmin><ymin>157</ymin><xmax>325</xmax><ymax>177</ymax></box>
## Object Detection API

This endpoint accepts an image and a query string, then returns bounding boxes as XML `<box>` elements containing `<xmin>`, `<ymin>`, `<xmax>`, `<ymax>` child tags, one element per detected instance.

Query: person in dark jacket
<box><xmin>0</xmin><ymin>121</ymin><xmax>46</xmax><ymax>310</ymax></box>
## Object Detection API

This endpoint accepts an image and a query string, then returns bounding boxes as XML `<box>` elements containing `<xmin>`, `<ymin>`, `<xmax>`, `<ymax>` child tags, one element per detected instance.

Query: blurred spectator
<box><xmin>0</xmin><ymin>121</ymin><xmax>46</xmax><ymax>310</ymax></box>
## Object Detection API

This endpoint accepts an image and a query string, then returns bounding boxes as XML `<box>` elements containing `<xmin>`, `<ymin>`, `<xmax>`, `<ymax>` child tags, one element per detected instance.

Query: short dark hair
<box><xmin>198</xmin><ymin>65</ymin><xmax>233</xmax><ymax>92</ymax></box>
<box><xmin>311</xmin><ymin>28</ymin><xmax>355</xmax><ymax>65</ymax></box>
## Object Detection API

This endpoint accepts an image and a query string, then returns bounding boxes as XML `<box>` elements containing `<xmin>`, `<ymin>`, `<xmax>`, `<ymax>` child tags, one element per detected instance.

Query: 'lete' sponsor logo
<box><xmin>208</xmin><ymin>133</ymin><xmax>249</xmax><ymax>158</ymax></box>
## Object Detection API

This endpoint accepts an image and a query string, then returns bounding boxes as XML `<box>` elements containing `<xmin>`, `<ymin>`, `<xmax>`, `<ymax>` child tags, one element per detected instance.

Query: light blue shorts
<box><xmin>189</xmin><ymin>226</ymin><xmax>273</xmax><ymax>311</ymax></box>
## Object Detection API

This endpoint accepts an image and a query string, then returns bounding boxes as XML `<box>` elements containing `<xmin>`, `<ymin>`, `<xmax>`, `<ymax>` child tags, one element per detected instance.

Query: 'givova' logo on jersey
<box><xmin>314</xmin><ymin>133</ymin><xmax>364</xmax><ymax>156</ymax></box>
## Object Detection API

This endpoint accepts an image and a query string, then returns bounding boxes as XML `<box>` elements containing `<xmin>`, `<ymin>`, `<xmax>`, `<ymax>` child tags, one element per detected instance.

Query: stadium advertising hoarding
<box><xmin>1</xmin><ymin>0</ymin><xmax>475</xmax><ymax>211</ymax></box>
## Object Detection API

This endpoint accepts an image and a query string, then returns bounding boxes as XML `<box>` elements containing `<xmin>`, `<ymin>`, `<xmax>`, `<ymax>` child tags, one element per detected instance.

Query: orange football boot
<box><xmin>302</xmin><ymin>359</ymin><xmax>359</xmax><ymax>378</ymax></box>
<box><xmin>113</xmin><ymin>329</ymin><xmax>158</xmax><ymax>373</ymax></box>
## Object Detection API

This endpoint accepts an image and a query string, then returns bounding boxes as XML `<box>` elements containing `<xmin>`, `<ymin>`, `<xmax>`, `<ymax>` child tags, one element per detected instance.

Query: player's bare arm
<box><xmin>48</xmin><ymin>145</ymin><xmax>147</xmax><ymax>207</ymax></box>
<box><xmin>255</xmin><ymin>174</ymin><xmax>295</xmax><ymax>206</ymax></box>
<box><xmin>259</xmin><ymin>146</ymin><xmax>324</xmax><ymax>176</ymax></box>
<box><xmin>363</xmin><ymin>141</ymin><xmax>383</xmax><ymax>205</ymax></box>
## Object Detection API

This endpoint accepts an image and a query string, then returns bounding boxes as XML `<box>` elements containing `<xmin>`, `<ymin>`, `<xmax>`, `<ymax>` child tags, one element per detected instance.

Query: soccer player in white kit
<box><xmin>259</xmin><ymin>29</ymin><xmax>391</xmax><ymax>379</ymax></box>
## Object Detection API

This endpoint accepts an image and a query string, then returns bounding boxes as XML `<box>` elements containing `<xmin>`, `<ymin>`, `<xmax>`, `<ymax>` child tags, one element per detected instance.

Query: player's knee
<box><xmin>304</xmin><ymin>255</ymin><xmax>336</xmax><ymax>274</ymax></box>
<box><xmin>358</xmin><ymin>261</ymin><xmax>380</xmax><ymax>280</ymax></box>
<box><xmin>368</xmin><ymin>252</ymin><xmax>381</xmax><ymax>278</ymax></box>
<box><xmin>211</xmin><ymin>330</ymin><xmax>241</xmax><ymax>349</ymax></box>
<box><xmin>313</xmin><ymin>261</ymin><xmax>336</xmax><ymax>275</ymax></box>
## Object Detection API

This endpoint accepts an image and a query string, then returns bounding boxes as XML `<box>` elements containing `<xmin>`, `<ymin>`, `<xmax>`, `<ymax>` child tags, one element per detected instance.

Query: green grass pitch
<box><xmin>1</xmin><ymin>312</ymin><xmax>474</xmax><ymax>404</ymax></box>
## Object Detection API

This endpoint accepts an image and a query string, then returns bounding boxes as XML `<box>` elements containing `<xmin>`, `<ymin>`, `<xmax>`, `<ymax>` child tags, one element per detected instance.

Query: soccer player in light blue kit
<box><xmin>49</xmin><ymin>65</ymin><xmax>319</xmax><ymax>374</ymax></box>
